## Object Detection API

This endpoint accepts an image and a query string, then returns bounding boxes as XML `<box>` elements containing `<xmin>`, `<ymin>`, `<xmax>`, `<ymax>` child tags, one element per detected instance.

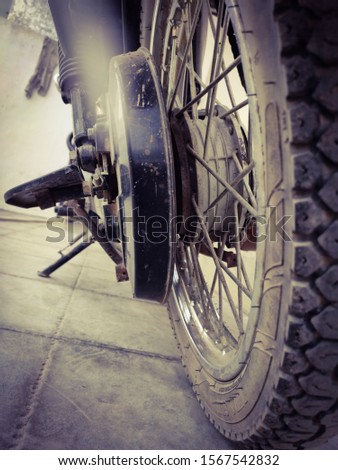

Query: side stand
<box><xmin>38</xmin><ymin>228</ymin><xmax>94</xmax><ymax>278</ymax></box>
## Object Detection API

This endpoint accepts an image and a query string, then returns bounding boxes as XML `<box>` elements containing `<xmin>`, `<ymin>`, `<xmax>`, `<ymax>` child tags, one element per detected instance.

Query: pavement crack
<box><xmin>0</xmin><ymin>326</ymin><xmax>180</xmax><ymax>363</ymax></box>
<box><xmin>10</xmin><ymin>265</ymin><xmax>84</xmax><ymax>449</ymax></box>
<box><xmin>0</xmin><ymin>270</ymin><xmax>133</xmax><ymax>302</ymax></box>
<box><xmin>44</xmin><ymin>383</ymin><xmax>94</xmax><ymax>424</ymax></box>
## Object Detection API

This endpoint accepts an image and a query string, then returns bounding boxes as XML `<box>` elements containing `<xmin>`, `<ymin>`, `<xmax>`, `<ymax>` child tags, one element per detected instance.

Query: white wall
<box><xmin>0</xmin><ymin>16</ymin><xmax>73</xmax><ymax>218</ymax></box>
<box><xmin>8</xmin><ymin>0</ymin><xmax>57</xmax><ymax>39</ymax></box>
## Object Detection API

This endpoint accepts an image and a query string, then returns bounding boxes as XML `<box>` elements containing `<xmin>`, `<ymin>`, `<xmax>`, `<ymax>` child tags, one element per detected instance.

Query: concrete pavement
<box><xmin>0</xmin><ymin>209</ymin><xmax>236</xmax><ymax>450</ymax></box>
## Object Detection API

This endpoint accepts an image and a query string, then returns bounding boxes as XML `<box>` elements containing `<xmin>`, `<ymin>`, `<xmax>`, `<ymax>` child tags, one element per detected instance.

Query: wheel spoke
<box><xmin>187</xmin><ymin>145</ymin><xmax>258</xmax><ymax>217</ymax></box>
<box><xmin>207</xmin><ymin>1</ymin><xmax>238</xmax><ymax>109</ymax></box>
<box><xmin>191</xmin><ymin>244</ymin><xmax>238</xmax><ymax>346</ymax></box>
<box><xmin>204</xmin><ymin>160</ymin><xmax>255</xmax><ymax>215</ymax></box>
<box><xmin>186</xmin><ymin>2</ymin><xmax>199</xmax><ymax>121</ymax></box>
<box><xmin>234</xmin><ymin>202</ymin><xmax>243</xmax><ymax>325</ymax></box>
<box><xmin>177</xmin><ymin>56</ymin><xmax>242</xmax><ymax>116</ymax></box>
<box><xmin>217</xmin><ymin>235</ymin><xmax>228</xmax><ymax>321</ymax></box>
<box><xmin>220</xmin><ymin>99</ymin><xmax>249</xmax><ymax>118</ymax></box>
<box><xmin>180</xmin><ymin>241</ymin><xmax>238</xmax><ymax>348</ymax></box>
<box><xmin>205</xmin><ymin>1</ymin><xmax>227</xmax><ymax>117</ymax></box>
<box><xmin>175</xmin><ymin>49</ymin><xmax>200</xmax><ymax>83</ymax></box>
<box><xmin>242</xmin><ymin>259</ymin><xmax>253</xmax><ymax>293</ymax></box>
<box><xmin>206</xmin><ymin>1</ymin><xmax>244</xmax><ymax>122</ymax></box>
<box><xmin>203</xmin><ymin>8</ymin><xmax>229</xmax><ymax>160</ymax></box>
<box><xmin>209</xmin><ymin>232</ymin><xmax>228</xmax><ymax>300</ymax></box>
<box><xmin>168</xmin><ymin>0</ymin><xmax>203</xmax><ymax>112</ymax></box>
<box><xmin>219</xmin><ymin>257</ymin><xmax>252</xmax><ymax>300</ymax></box>
<box><xmin>189</xmin><ymin>244</ymin><xmax>210</xmax><ymax>324</ymax></box>
<box><xmin>232</xmin><ymin>153</ymin><xmax>257</xmax><ymax>210</ymax></box>
<box><xmin>207</xmin><ymin>17</ymin><xmax>229</xmax><ymax>120</ymax></box>
<box><xmin>167</xmin><ymin>28</ymin><xmax>179</xmax><ymax>109</ymax></box>
<box><xmin>192</xmin><ymin>197</ymin><xmax>243</xmax><ymax>334</ymax></box>
<box><xmin>203</xmin><ymin>239</ymin><xmax>252</xmax><ymax>299</ymax></box>
<box><xmin>149</xmin><ymin>0</ymin><xmax>161</xmax><ymax>56</ymax></box>
<box><xmin>178</xmin><ymin>50</ymin><xmax>230</xmax><ymax>115</ymax></box>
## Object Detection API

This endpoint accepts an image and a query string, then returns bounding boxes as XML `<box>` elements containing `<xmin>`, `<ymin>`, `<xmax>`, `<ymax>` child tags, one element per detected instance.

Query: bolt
<box><xmin>93</xmin><ymin>174</ymin><xmax>103</xmax><ymax>187</ymax></box>
<box><xmin>172</xmin><ymin>26</ymin><xmax>178</xmax><ymax>38</ymax></box>
<box><xmin>82</xmin><ymin>181</ymin><xmax>92</xmax><ymax>196</ymax></box>
<box><xmin>116</xmin><ymin>264</ymin><xmax>129</xmax><ymax>282</ymax></box>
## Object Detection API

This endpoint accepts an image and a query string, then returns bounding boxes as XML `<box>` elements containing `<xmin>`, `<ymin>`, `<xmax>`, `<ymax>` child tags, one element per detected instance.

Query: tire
<box><xmin>141</xmin><ymin>0</ymin><xmax>338</xmax><ymax>449</ymax></box>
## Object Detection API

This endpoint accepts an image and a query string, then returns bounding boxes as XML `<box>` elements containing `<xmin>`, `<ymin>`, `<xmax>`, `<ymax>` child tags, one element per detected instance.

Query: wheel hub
<box><xmin>170</xmin><ymin>108</ymin><xmax>247</xmax><ymax>238</ymax></box>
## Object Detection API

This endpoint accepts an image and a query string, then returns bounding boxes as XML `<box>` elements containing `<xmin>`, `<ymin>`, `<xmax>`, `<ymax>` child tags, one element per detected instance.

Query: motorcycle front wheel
<box><xmin>141</xmin><ymin>0</ymin><xmax>338</xmax><ymax>449</ymax></box>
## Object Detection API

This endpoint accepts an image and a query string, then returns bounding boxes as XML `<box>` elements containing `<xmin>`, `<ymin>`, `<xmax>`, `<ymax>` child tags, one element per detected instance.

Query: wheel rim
<box><xmin>155</xmin><ymin>0</ymin><xmax>266</xmax><ymax>379</ymax></box>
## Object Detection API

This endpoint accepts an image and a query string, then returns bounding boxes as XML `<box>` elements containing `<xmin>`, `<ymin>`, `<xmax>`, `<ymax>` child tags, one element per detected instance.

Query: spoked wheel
<box><xmin>140</xmin><ymin>0</ymin><xmax>338</xmax><ymax>449</ymax></box>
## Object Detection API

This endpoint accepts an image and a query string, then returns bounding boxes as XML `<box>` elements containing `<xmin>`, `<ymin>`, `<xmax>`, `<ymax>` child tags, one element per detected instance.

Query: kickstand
<box><xmin>38</xmin><ymin>227</ymin><xmax>94</xmax><ymax>278</ymax></box>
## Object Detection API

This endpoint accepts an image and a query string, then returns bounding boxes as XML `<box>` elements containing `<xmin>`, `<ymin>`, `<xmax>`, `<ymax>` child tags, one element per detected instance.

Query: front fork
<box><xmin>48</xmin><ymin>0</ymin><xmax>140</xmax><ymax>153</ymax></box>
